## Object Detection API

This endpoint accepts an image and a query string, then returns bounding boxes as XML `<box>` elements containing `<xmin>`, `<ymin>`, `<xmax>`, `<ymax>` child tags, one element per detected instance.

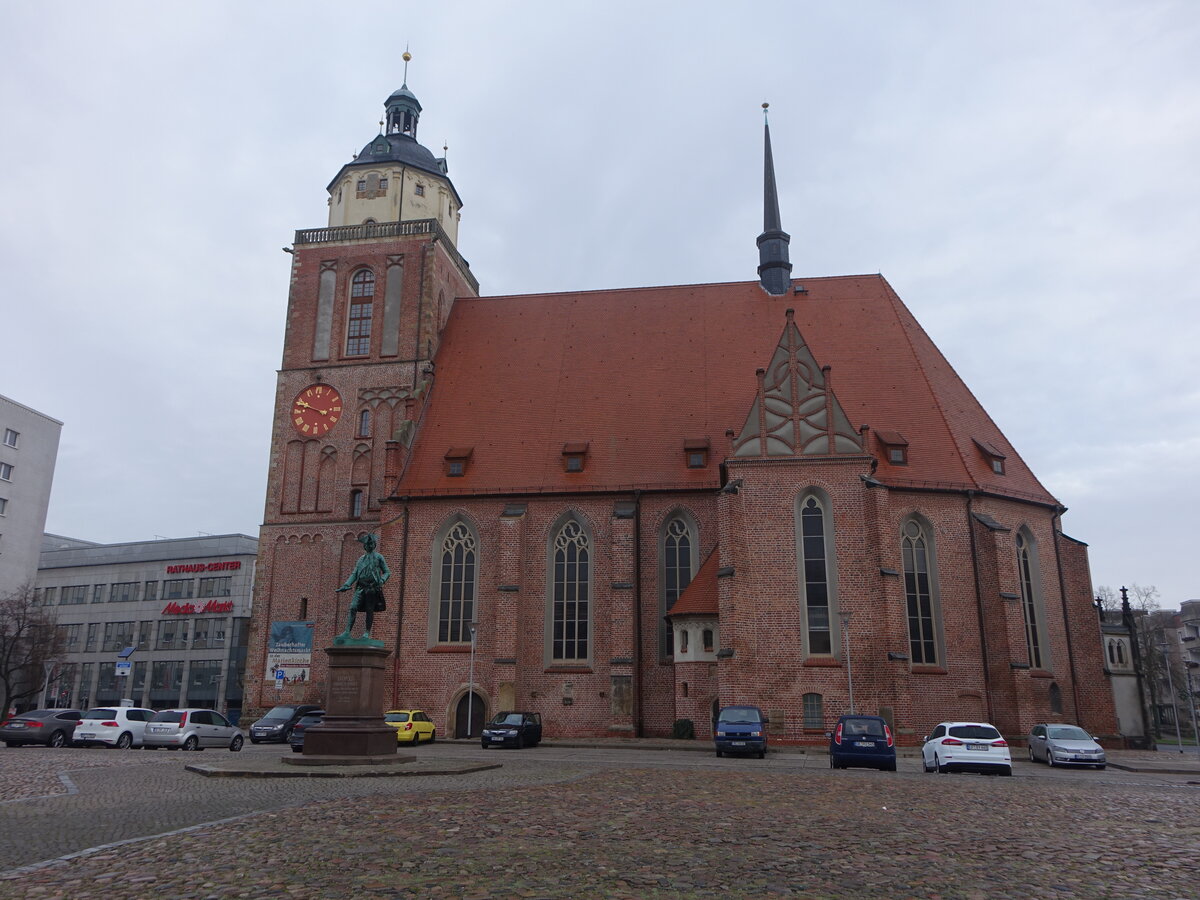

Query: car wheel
<box><xmin>183</xmin><ymin>735</ymin><xmax>199</xmax><ymax>752</ymax></box>
<box><xmin>1096</xmin><ymin>764</ymin><xmax>1106</xmax><ymax>770</ymax></box>
<box><xmin>886</xmin><ymin>761</ymin><xmax>897</xmax><ymax>772</ymax></box>
<box><xmin>999</xmin><ymin>765</ymin><xmax>1013</xmax><ymax>777</ymax></box>
<box><xmin>5</xmin><ymin>741</ymin><xmax>23</xmax><ymax>748</ymax></box>
<box><xmin>715</xmin><ymin>749</ymin><xmax>723</xmax><ymax>758</ymax></box>
<box><xmin>1028</xmin><ymin>746</ymin><xmax>1035</xmax><ymax>762</ymax></box>
<box><xmin>516</xmin><ymin>734</ymin><xmax>525</xmax><ymax>750</ymax></box>
<box><xmin>480</xmin><ymin>740</ymin><xmax>488</xmax><ymax>749</ymax></box>
<box><xmin>291</xmin><ymin>745</ymin><xmax>303</xmax><ymax>753</ymax></box>
<box><xmin>230</xmin><ymin>735</ymin><xmax>244</xmax><ymax>752</ymax></box>
<box><xmin>49</xmin><ymin>730</ymin><xmax>67</xmax><ymax>749</ymax></box>
<box><xmin>250</xmin><ymin>737</ymin><xmax>260</xmax><ymax>744</ymax></box>
<box><xmin>758</xmin><ymin>749</ymin><xmax>765</xmax><ymax>759</ymax></box>
<box><xmin>1046</xmin><ymin>752</ymin><xmax>1055</xmax><ymax>768</ymax></box>
<box><xmin>935</xmin><ymin>754</ymin><xmax>947</xmax><ymax>774</ymax></box>
<box><xmin>283</xmin><ymin>727</ymin><xmax>294</xmax><ymax>743</ymax></box>
<box><xmin>427</xmin><ymin>730</ymin><xmax>435</xmax><ymax>744</ymax></box>
<box><xmin>116</xmin><ymin>732</ymin><xmax>133</xmax><ymax>750</ymax></box>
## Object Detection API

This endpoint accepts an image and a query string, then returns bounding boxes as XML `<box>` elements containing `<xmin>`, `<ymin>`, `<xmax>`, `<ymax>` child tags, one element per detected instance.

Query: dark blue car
<box><xmin>829</xmin><ymin>714</ymin><xmax>896</xmax><ymax>771</ymax></box>
<box><xmin>714</xmin><ymin>705</ymin><xmax>768</xmax><ymax>758</ymax></box>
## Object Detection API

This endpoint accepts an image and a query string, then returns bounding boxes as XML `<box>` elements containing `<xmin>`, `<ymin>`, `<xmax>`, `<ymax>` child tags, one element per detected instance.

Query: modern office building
<box><xmin>36</xmin><ymin>533</ymin><xmax>257</xmax><ymax>721</ymax></box>
<box><xmin>0</xmin><ymin>394</ymin><xmax>62</xmax><ymax>597</ymax></box>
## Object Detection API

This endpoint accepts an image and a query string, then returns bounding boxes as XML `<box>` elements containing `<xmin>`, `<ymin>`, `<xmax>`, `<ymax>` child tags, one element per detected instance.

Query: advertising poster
<box><xmin>265</xmin><ymin>621</ymin><xmax>315</xmax><ymax>684</ymax></box>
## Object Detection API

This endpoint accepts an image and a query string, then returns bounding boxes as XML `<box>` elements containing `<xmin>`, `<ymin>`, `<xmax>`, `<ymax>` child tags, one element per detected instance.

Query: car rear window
<box><xmin>948</xmin><ymin>725</ymin><xmax>1001</xmax><ymax>740</ymax></box>
<box><xmin>384</xmin><ymin>712</ymin><xmax>410</xmax><ymax>723</ymax></box>
<box><xmin>842</xmin><ymin>718</ymin><xmax>886</xmax><ymax>736</ymax></box>
<box><xmin>151</xmin><ymin>711</ymin><xmax>184</xmax><ymax>723</ymax></box>
<box><xmin>82</xmin><ymin>708</ymin><xmax>117</xmax><ymax>720</ymax></box>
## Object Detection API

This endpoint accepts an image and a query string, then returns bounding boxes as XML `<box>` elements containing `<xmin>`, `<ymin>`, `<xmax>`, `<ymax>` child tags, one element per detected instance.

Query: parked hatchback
<box><xmin>249</xmin><ymin>704</ymin><xmax>323</xmax><ymax>743</ymax></box>
<box><xmin>288</xmin><ymin>711</ymin><xmax>326</xmax><ymax>753</ymax></box>
<box><xmin>143</xmin><ymin>709</ymin><xmax>244</xmax><ymax>751</ymax></box>
<box><xmin>0</xmin><ymin>709</ymin><xmax>83</xmax><ymax>748</ymax></box>
<box><xmin>384</xmin><ymin>709</ymin><xmax>436</xmax><ymax>744</ymax></box>
<box><xmin>1028</xmin><ymin>723</ymin><xmax>1106</xmax><ymax>769</ymax></box>
<box><xmin>922</xmin><ymin>721</ymin><xmax>1012</xmax><ymax>775</ymax></box>
<box><xmin>714</xmin><ymin>705</ymin><xmax>768</xmax><ymax>759</ymax></box>
<box><xmin>74</xmin><ymin>706</ymin><xmax>157</xmax><ymax>749</ymax></box>
<box><xmin>829</xmin><ymin>714</ymin><xmax>896</xmax><ymax>771</ymax></box>
<box><xmin>481</xmin><ymin>711</ymin><xmax>542</xmax><ymax>749</ymax></box>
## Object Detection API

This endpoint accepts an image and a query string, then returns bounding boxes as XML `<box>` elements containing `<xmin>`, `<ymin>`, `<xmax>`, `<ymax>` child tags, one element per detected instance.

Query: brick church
<box><xmin>244</xmin><ymin>74</ymin><xmax>1118</xmax><ymax>746</ymax></box>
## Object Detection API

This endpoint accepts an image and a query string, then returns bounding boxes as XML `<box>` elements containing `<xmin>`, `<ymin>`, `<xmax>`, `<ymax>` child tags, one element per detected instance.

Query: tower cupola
<box><xmin>385</xmin><ymin>84</ymin><xmax>422</xmax><ymax>138</ymax></box>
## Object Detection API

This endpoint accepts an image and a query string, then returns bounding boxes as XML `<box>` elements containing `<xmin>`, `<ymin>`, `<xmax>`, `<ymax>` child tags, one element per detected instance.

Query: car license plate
<box><xmin>967</xmin><ymin>743</ymin><xmax>987</xmax><ymax>751</ymax></box>
<box><xmin>9</xmin><ymin>723</ymin><xmax>25</xmax><ymax>730</ymax></box>
<box><xmin>79</xmin><ymin>733</ymin><xmax>94</xmax><ymax>740</ymax></box>
<box><xmin>731</xmin><ymin>741</ymin><xmax>746</xmax><ymax>746</ymax></box>
<box><xmin>854</xmin><ymin>741</ymin><xmax>875</xmax><ymax>748</ymax></box>
<box><xmin>150</xmin><ymin>726</ymin><xmax>169</xmax><ymax>734</ymax></box>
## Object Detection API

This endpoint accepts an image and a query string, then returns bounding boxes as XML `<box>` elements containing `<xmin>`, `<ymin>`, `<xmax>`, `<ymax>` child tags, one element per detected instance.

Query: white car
<box><xmin>143</xmin><ymin>708</ymin><xmax>245</xmax><ymax>751</ymax></box>
<box><xmin>922</xmin><ymin>721</ymin><xmax>1012</xmax><ymax>776</ymax></box>
<box><xmin>74</xmin><ymin>706</ymin><xmax>157</xmax><ymax>748</ymax></box>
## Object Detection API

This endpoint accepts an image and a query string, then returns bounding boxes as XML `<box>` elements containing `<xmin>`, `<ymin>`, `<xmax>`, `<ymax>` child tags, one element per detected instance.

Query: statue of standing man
<box><xmin>336</xmin><ymin>533</ymin><xmax>390</xmax><ymax>642</ymax></box>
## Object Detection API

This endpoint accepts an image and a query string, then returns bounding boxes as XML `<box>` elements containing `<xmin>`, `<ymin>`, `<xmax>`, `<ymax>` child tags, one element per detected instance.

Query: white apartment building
<box><xmin>0</xmin><ymin>394</ymin><xmax>62</xmax><ymax>596</ymax></box>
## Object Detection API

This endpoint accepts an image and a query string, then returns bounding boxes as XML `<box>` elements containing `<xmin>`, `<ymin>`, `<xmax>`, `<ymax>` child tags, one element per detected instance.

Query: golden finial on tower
<box><xmin>402</xmin><ymin>46</ymin><xmax>412</xmax><ymax>84</ymax></box>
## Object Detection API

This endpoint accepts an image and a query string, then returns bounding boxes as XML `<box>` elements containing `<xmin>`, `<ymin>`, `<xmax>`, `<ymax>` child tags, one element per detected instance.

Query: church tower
<box><xmin>246</xmin><ymin>65</ymin><xmax>478</xmax><ymax>711</ymax></box>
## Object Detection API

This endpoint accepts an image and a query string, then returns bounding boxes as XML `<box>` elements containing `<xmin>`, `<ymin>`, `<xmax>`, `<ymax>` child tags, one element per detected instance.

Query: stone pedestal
<box><xmin>303</xmin><ymin>644</ymin><xmax>397</xmax><ymax>757</ymax></box>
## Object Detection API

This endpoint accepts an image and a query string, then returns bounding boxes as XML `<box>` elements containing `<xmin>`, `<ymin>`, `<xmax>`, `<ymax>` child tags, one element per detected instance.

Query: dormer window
<box><xmin>444</xmin><ymin>447</ymin><xmax>473</xmax><ymax>477</ymax></box>
<box><xmin>876</xmin><ymin>430</ymin><xmax>909</xmax><ymax>466</ymax></box>
<box><xmin>684</xmin><ymin>438</ymin><xmax>710</xmax><ymax>469</ymax></box>
<box><xmin>974</xmin><ymin>439</ymin><xmax>1007</xmax><ymax>476</ymax></box>
<box><xmin>562</xmin><ymin>442</ymin><xmax>589</xmax><ymax>473</ymax></box>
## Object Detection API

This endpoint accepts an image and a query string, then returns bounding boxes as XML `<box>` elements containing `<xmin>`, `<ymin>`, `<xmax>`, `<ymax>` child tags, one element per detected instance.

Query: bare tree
<box><xmin>0</xmin><ymin>585</ymin><xmax>65</xmax><ymax>717</ymax></box>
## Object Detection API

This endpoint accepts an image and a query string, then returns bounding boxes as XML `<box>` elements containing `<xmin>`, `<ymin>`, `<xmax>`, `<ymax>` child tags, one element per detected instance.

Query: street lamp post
<box><xmin>840</xmin><ymin>611</ymin><xmax>855</xmax><ymax>715</ymax></box>
<box><xmin>466</xmin><ymin>623</ymin><xmax>478</xmax><ymax>738</ymax></box>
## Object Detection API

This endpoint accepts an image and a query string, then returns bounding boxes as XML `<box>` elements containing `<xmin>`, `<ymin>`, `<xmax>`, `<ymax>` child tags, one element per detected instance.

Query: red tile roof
<box><xmin>396</xmin><ymin>276</ymin><xmax>1056</xmax><ymax>505</ymax></box>
<box><xmin>667</xmin><ymin>550</ymin><xmax>720</xmax><ymax>617</ymax></box>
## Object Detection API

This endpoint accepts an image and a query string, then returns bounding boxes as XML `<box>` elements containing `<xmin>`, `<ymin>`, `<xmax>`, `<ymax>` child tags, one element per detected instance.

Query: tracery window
<box><xmin>346</xmin><ymin>269</ymin><xmax>375</xmax><ymax>356</ymax></box>
<box><xmin>1016</xmin><ymin>530</ymin><xmax>1046</xmax><ymax>669</ymax></box>
<box><xmin>660</xmin><ymin>515</ymin><xmax>695</xmax><ymax>657</ymax></box>
<box><xmin>551</xmin><ymin>519</ymin><xmax>590</xmax><ymax>662</ymax></box>
<box><xmin>798</xmin><ymin>494</ymin><xmax>834</xmax><ymax>655</ymax></box>
<box><xmin>437</xmin><ymin>522</ymin><xmax>477</xmax><ymax>643</ymax></box>
<box><xmin>902</xmin><ymin>518</ymin><xmax>940</xmax><ymax>665</ymax></box>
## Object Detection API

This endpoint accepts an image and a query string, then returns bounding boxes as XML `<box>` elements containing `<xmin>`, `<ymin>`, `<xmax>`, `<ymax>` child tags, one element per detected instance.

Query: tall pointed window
<box><xmin>902</xmin><ymin>518</ymin><xmax>941</xmax><ymax>665</ymax></box>
<box><xmin>660</xmin><ymin>515</ymin><xmax>696</xmax><ymax>657</ymax></box>
<box><xmin>550</xmin><ymin>519</ymin><xmax>590</xmax><ymax>662</ymax></box>
<box><xmin>797</xmin><ymin>493</ymin><xmax>835</xmax><ymax>655</ymax></box>
<box><xmin>346</xmin><ymin>269</ymin><xmax>375</xmax><ymax>356</ymax></box>
<box><xmin>437</xmin><ymin>522</ymin><xmax>477</xmax><ymax>643</ymax></box>
<box><xmin>1016</xmin><ymin>529</ymin><xmax>1047</xmax><ymax>669</ymax></box>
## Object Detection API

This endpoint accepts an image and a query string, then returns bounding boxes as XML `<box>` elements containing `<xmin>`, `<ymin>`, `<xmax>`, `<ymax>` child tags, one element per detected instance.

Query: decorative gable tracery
<box><xmin>732</xmin><ymin>309</ymin><xmax>863</xmax><ymax>457</ymax></box>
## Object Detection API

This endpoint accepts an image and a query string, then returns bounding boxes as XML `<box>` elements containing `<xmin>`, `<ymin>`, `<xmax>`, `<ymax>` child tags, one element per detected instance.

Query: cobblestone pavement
<box><xmin>0</xmin><ymin>744</ymin><xmax>1197</xmax><ymax>899</ymax></box>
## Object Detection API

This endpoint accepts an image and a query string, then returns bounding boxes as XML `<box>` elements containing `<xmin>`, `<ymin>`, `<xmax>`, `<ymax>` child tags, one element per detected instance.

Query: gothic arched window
<box><xmin>346</xmin><ymin>269</ymin><xmax>375</xmax><ymax>356</ymax></box>
<box><xmin>660</xmin><ymin>514</ymin><xmax>696</xmax><ymax>657</ymax></box>
<box><xmin>436</xmin><ymin>521</ymin><xmax>477</xmax><ymax>643</ymax></box>
<box><xmin>549</xmin><ymin>518</ymin><xmax>591</xmax><ymax>663</ymax></box>
<box><xmin>1016</xmin><ymin>529</ymin><xmax>1047</xmax><ymax>670</ymax></box>
<box><xmin>902</xmin><ymin>517</ymin><xmax>942</xmax><ymax>665</ymax></box>
<box><xmin>797</xmin><ymin>493</ymin><xmax>836</xmax><ymax>655</ymax></box>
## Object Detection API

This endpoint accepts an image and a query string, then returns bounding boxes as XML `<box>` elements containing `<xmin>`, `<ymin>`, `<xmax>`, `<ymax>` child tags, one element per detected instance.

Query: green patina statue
<box><xmin>334</xmin><ymin>533</ymin><xmax>390</xmax><ymax>645</ymax></box>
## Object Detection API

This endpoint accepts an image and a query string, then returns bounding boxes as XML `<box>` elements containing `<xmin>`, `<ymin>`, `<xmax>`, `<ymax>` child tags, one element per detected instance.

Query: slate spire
<box><xmin>757</xmin><ymin>104</ymin><xmax>793</xmax><ymax>295</ymax></box>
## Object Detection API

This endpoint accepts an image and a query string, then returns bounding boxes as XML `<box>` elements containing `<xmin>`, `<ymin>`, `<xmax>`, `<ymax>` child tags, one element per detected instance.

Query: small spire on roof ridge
<box><xmin>379</xmin><ymin>118</ymin><xmax>385</xmax><ymax>135</ymax></box>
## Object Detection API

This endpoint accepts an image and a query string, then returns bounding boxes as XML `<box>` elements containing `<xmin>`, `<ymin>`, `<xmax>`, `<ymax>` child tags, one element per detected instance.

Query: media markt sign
<box><xmin>161</xmin><ymin>599</ymin><xmax>236</xmax><ymax>615</ymax></box>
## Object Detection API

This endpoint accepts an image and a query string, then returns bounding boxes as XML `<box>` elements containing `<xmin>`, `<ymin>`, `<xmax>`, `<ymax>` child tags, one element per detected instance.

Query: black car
<box><xmin>249</xmin><ymin>703</ymin><xmax>323</xmax><ymax>744</ymax></box>
<box><xmin>829</xmin><ymin>714</ymin><xmax>897</xmax><ymax>771</ymax></box>
<box><xmin>288</xmin><ymin>711</ymin><xmax>326</xmax><ymax>753</ymax></box>
<box><xmin>481</xmin><ymin>711</ymin><xmax>542</xmax><ymax>749</ymax></box>
<box><xmin>0</xmin><ymin>709</ymin><xmax>83</xmax><ymax>748</ymax></box>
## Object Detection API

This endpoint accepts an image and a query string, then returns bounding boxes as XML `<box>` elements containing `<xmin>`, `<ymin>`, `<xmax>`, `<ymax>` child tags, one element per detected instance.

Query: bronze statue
<box><xmin>335</xmin><ymin>533</ymin><xmax>390</xmax><ymax>642</ymax></box>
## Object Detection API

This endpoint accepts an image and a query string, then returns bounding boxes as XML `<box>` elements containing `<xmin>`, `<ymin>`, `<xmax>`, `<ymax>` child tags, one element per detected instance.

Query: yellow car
<box><xmin>384</xmin><ymin>709</ymin><xmax>436</xmax><ymax>743</ymax></box>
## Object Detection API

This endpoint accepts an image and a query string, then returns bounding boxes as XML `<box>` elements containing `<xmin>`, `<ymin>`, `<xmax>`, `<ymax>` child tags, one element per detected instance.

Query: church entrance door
<box><xmin>455</xmin><ymin>691</ymin><xmax>486</xmax><ymax>738</ymax></box>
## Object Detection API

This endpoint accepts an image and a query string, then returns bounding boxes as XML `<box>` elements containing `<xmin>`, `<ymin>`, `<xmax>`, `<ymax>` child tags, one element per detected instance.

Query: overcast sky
<box><xmin>2</xmin><ymin>1</ymin><xmax>1196</xmax><ymax>605</ymax></box>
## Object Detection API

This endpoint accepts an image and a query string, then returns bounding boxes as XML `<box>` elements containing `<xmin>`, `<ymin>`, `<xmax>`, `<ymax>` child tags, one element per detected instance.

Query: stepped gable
<box><xmin>395</xmin><ymin>274</ymin><xmax>1056</xmax><ymax>505</ymax></box>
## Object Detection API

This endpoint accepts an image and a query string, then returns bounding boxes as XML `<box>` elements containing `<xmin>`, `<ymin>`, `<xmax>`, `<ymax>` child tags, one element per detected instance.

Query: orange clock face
<box><xmin>291</xmin><ymin>384</ymin><xmax>343</xmax><ymax>436</ymax></box>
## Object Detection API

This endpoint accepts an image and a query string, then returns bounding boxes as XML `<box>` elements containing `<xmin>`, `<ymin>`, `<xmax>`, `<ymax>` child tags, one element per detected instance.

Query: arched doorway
<box><xmin>455</xmin><ymin>691</ymin><xmax>486</xmax><ymax>738</ymax></box>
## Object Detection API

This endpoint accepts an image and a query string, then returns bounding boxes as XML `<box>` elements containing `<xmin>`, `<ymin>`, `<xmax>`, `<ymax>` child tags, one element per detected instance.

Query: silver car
<box><xmin>143</xmin><ymin>708</ymin><xmax>244</xmax><ymax>751</ymax></box>
<box><xmin>1028</xmin><ymin>723</ymin><xmax>1106</xmax><ymax>769</ymax></box>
